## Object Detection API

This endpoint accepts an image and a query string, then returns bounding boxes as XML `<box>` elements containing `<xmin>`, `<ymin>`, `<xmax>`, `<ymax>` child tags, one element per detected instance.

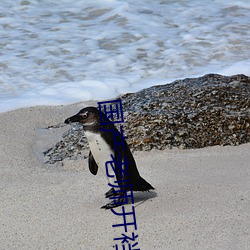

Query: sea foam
<box><xmin>0</xmin><ymin>0</ymin><xmax>249</xmax><ymax>112</ymax></box>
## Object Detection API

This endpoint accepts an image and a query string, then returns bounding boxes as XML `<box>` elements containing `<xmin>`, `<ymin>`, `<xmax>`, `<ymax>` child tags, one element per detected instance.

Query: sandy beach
<box><xmin>0</xmin><ymin>102</ymin><xmax>249</xmax><ymax>250</ymax></box>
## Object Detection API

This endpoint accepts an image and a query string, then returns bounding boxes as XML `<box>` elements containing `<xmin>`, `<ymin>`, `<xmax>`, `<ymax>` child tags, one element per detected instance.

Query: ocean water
<box><xmin>0</xmin><ymin>0</ymin><xmax>250</xmax><ymax>112</ymax></box>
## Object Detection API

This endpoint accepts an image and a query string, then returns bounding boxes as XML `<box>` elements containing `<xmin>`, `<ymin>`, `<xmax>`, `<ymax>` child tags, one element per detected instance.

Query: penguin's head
<box><xmin>65</xmin><ymin>107</ymin><xmax>100</xmax><ymax>127</ymax></box>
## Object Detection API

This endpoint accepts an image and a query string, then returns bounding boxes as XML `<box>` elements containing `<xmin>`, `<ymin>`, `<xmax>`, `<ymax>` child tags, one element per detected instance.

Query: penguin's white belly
<box><xmin>85</xmin><ymin>131</ymin><xmax>114</xmax><ymax>177</ymax></box>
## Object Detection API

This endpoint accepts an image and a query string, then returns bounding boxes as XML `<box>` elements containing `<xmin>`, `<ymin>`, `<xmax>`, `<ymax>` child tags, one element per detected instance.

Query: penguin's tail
<box><xmin>132</xmin><ymin>176</ymin><xmax>154</xmax><ymax>192</ymax></box>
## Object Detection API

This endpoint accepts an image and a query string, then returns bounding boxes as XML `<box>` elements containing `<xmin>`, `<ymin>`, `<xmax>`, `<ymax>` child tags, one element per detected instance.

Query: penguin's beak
<box><xmin>64</xmin><ymin>114</ymin><xmax>81</xmax><ymax>124</ymax></box>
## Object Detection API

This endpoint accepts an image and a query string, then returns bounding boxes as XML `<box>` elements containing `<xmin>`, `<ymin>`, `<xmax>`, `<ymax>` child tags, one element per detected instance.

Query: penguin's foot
<box><xmin>101</xmin><ymin>201</ymin><xmax>122</xmax><ymax>209</ymax></box>
<box><xmin>101</xmin><ymin>197</ymin><xmax>125</xmax><ymax>209</ymax></box>
<box><xmin>105</xmin><ymin>188</ymin><xmax>119</xmax><ymax>198</ymax></box>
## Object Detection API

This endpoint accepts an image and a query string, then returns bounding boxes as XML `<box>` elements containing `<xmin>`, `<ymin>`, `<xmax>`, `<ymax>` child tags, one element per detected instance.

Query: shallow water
<box><xmin>0</xmin><ymin>0</ymin><xmax>250</xmax><ymax>112</ymax></box>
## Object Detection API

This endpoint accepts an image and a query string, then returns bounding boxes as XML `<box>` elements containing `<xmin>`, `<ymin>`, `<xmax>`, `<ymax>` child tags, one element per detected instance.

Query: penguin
<box><xmin>65</xmin><ymin>106</ymin><xmax>154</xmax><ymax>209</ymax></box>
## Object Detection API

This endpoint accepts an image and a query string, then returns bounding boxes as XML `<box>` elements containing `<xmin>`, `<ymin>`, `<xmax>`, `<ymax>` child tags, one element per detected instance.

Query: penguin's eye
<box><xmin>79</xmin><ymin>112</ymin><xmax>88</xmax><ymax>119</ymax></box>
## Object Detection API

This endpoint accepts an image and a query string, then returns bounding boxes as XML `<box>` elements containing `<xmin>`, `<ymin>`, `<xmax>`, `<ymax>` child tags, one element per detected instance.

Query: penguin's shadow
<box><xmin>129</xmin><ymin>190</ymin><xmax>157</xmax><ymax>207</ymax></box>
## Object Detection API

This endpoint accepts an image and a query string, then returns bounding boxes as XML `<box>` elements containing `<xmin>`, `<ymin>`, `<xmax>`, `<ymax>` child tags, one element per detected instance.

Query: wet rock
<box><xmin>43</xmin><ymin>74</ymin><xmax>250</xmax><ymax>163</ymax></box>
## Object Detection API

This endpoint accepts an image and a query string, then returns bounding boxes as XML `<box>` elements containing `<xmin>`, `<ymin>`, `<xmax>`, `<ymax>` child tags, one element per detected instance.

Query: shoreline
<box><xmin>0</xmin><ymin>103</ymin><xmax>249</xmax><ymax>249</ymax></box>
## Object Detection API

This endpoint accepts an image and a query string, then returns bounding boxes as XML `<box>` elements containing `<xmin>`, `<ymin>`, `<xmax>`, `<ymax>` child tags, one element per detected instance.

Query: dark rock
<box><xmin>43</xmin><ymin>74</ymin><xmax>250</xmax><ymax>163</ymax></box>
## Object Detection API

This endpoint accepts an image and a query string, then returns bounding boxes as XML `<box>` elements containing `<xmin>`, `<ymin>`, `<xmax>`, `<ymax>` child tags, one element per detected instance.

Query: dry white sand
<box><xmin>0</xmin><ymin>103</ymin><xmax>249</xmax><ymax>250</ymax></box>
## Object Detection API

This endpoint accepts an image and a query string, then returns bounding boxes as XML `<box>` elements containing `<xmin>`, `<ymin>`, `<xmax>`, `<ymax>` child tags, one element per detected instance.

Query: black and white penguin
<box><xmin>65</xmin><ymin>107</ymin><xmax>154</xmax><ymax>209</ymax></box>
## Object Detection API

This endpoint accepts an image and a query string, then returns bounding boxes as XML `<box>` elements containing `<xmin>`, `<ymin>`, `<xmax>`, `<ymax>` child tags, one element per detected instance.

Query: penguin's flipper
<box><xmin>88</xmin><ymin>151</ymin><xmax>98</xmax><ymax>175</ymax></box>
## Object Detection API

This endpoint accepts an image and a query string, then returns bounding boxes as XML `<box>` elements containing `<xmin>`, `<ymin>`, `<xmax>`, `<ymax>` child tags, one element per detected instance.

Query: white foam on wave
<box><xmin>0</xmin><ymin>0</ymin><xmax>250</xmax><ymax>112</ymax></box>
<box><xmin>219</xmin><ymin>60</ymin><xmax>250</xmax><ymax>76</ymax></box>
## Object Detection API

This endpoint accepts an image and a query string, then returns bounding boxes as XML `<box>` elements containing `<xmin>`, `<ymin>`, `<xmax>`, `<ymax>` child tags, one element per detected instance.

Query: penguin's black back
<box><xmin>100</xmin><ymin>122</ymin><xmax>154</xmax><ymax>192</ymax></box>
